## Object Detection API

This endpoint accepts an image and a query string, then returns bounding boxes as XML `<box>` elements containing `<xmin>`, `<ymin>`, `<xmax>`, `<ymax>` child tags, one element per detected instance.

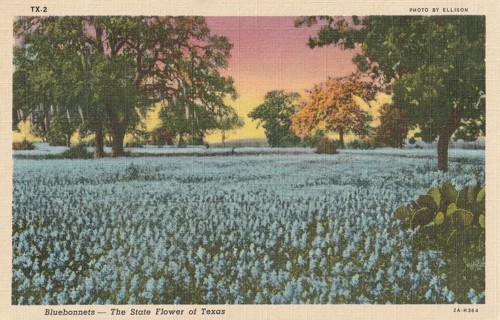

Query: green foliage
<box><xmin>297</xmin><ymin>16</ymin><xmax>485</xmax><ymax>171</ymax></box>
<box><xmin>217</xmin><ymin>109</ymin><xmax>244</xmax><ymax>147</ymax></box>
<box><xmin>248</xmin><ymin>90</ymin><xmax>302</xmax><ymax>147</ymax></box>
<box><xmin>314</xmin><ymin>137</ymin><xmax>338</xmax><ymax>154</ymax></box>
<box><xmin>394</xmin><ymin>181</ymin><xmax>485</xmax><ymax>302</ymax></box>
<box><xmin>183</xmin><ymin>135</ymin><xmax>206</xmax><ymax>146</ymax></box>
<box><xmin>373</xmin><ymin>103</ymin><xmax>409</xmax><ymax>148</ymax></box>
<box><xmin>59</xmin><ymin>144</ymin><xmax>94</xmax><ymax>159</ymax></box>
<box><xmin>47</xmin><ymin>112</ymin><xmax>79</xmax><ymax>146</ymax></box>
<box><xmin>15</xmin><ymin>16</ymin><xmax>237</xmax><ymax>157</ymax></box>
<box><xmin>395</xmin><ymin>182</ymin><xmax>484</xmax><ymax>229</ymax></box>
<box><xmin>411</xmin><ymin>207</ymin><xmax>434</xmax><ymax>229</ymax></box>
<box><xmin>13</xmin><ymin>139</ymin><xmax>36</xmax><ymax>150</ymax></box>
<box><xmin>345</xmin><ymin>139</ymin><xmax>381</xmax><ymax>150</ymax></box>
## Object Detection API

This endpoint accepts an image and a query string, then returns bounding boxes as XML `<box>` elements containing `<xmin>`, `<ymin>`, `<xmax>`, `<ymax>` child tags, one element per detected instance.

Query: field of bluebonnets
<box><xmin>12</xmin><ymin>149</ymin><xmax>485</xmax><ymax>305</ymax></box>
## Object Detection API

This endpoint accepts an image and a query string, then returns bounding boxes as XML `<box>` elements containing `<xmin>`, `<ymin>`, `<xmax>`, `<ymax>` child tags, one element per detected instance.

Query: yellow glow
<box><xmin>14</xmin><ymin>93</ymin><xmax>395</xmax><ymax>145</ymax></box>
<box><xmin>141</xmin><ymin>103</ymin><xmax>164</xmax><ymax>132</ymax></box>
<box><xmin>13</xmin><ymin>121</ymin><xmax>42</xmax><ymax>143</ymax></box>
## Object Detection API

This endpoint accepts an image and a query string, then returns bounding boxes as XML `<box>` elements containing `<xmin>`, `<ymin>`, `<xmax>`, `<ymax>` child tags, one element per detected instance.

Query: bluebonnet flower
<box><xmin>441</xmin><ymin>287</ymin><xmax>455</xmax><ymax>303</ymax></box>
<box><xmin>254</xmin><ymin>293</ymin><xmax>264</xmax><ymax>304</ymax></box>
<box><xmin>343</xmin><ymin>262</ymin><xmax>354</xmax><ymax>275</ymax></box>
<box><xmin>391</xmin><ymin>283</ymin><xmax>403</xmax><ymax>296</ymax></box>
<box><xmin>371</xmin><ymin>283</ymin><xmax>384</xmax><ymax>297</ymax></box>
<box><xmin>364</xmin><ymin>237</ymin><xmax>371</xmax><ymax>253</ymax></box>
<box><xmin>129</xmin><ymin>274</ymin><xmax>139</xmax><ymax>292</ymax></box>
<box><xmin>42</xmin><ymin>292</ymin><xmax>54</xmax><ymax>304</ymax></box>
<box><xmin>12</xmin><ymin>154</ymin><xmax>484</xmax><ymax>304</ymax></box>
<box><xmin>357</xmin><ymin>294</ymin><xmax>371</xmax><ymax>304</ymax></box>
<box><xmin>468</xmin><ymin>289</ymin><xmax>480</xmax><ymax>304</ymax></box>
<box><xmin>424</xmin><ymin>289</ymin><xmax>433</xmax><ymax>301</ymax></box>
<box><xmin>429</xmin><ymin>275</ymin><xmax>439</xmax><ymax>288</ymax></box>
<box><xmin>297</xmin><ymin>255</ymin><xmax>306</xmax><ymax>268</ymax></box>
<box><xmin>350</xmin><ymin>274</ymin><xmax>360</xmax><ymax>288</ymax></box>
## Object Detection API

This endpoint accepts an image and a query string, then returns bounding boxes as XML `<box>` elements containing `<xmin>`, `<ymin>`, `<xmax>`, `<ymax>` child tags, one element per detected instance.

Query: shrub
<box><xmin>394</xmin><ymin>181</ymin><xmax>485</xmax><ymax>302</ymax></box>
<box><xmin>117</xmin><ymin>163</ymin><xmax>140</xmax><ymax>181</ymax></box>
<box><xmin>13</xmin><ymin>139</ymin><xmax>36</xmax><ymax>150</ymax></box>
<box><xmin>47</xmin><ymin>134</ymin><xmax>68</xmax><ymax>146</ymax></box>
<box><xmin>315</xmin><ymin>137</ymin><xmax>337</xmax><ymax>154</ymax></box>
<box><xmin>345</xmin><ymin>139</ymin><xmax>380</xmax><ymax>150</ymax></box>
<box><xmin>60</xmin><ymin>144</ymin><xmax>93</xmax><ymax>159</ymax></box>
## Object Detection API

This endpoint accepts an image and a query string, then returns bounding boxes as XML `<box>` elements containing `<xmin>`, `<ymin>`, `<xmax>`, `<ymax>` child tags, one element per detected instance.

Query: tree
<box><xmin>373</xmin><ymin>103</ymin><xmax>409</xmax><ymax>148</ymax></box>
<box><xmin>216</xmin><ymin>109</ymin><xmax>244</xmax><ymax>147</ymax></box>
<box><xmin>248</xmin><ymin>90</ymin><xmax>301</xmax><ymax>147</ymax></box>
<box><xmin>13</xmin><ymin>30</ymin><xmax>85</xmax><ymax>147</ymax></box>
<box><xmin>14</xmin><ymin>17</ymin><xmax>104</xmax><ymax>155</ymax></box>
<box><xmin>89</xmin><ymin>54</ymin><xmax>147</xmax><ymax>156</ymax></box>
<box><xmin>45</xmin><ymin>109</ymin><xmax>79</xmax><ymax>147</ymax></box>
<box><xmin>291</xmin><ymin>75</ymin><xmax>374</xmax><ymax>148</ymax></box>
<box><xmin>296</xmin><ymin>16</ymin><xmax>485</xmax><ymax>171</ymax></box>
<box><xmin>14</xmin><ymin>16</ymin><xmax>237</xmax><ymax>157</ymax></box>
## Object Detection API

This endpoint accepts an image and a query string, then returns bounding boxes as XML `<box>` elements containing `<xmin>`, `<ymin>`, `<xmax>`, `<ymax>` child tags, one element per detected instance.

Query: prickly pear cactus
<box><xmin>394</xmin><ymin>181</ymin><xmax>485</xmax><ymax>305</ymax></box>
<box><xmin>394</xmin><ymin>182</ymin><xmax>485</xmax><ymax>230</ymax></box>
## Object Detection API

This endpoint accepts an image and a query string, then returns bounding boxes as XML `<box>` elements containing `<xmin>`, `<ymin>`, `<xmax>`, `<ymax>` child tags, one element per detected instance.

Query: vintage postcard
<box><xmin>1</xmin><ymin>0</ymin><xmax>499</xmax><ymax>319</ymax></box>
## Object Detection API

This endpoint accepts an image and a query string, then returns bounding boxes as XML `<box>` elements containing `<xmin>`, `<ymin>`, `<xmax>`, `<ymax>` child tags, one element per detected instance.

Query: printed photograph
<box><xmin>12</xmin><ymin>15</ymin><xmax>485</xmax><ymax>305</ymax></box>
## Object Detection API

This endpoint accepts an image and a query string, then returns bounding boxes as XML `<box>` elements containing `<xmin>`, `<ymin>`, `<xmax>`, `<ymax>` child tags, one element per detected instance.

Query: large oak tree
<box><xmin>14</xmin><ymin>16</ymin><xmax>237</xmax><ymax>157</ymax></box>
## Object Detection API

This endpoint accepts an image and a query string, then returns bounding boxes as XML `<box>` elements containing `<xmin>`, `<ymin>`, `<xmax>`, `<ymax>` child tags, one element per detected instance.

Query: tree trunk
<box><xmin>107</xmin><ymin>106</ymin><xmax>128</xmax><ymax>157</ymax></box>
<box><xmin>338</xmin><ymin>128</ymin><xmax>345</xmax><ymax>148</ymax></box>
<box><xmin>94</xmin><ymin>119</ymin><xmax>104</xmax><ymax>158</ymax></box>
<box><xmin>437</xmin><ymin>108</ymin><xmax>463</xmax><ymax>172</ymax></box>
<box><xmin>221</xmin><ymin>131</ymin><xmax>226</xmax><ymax>148</ymax></box>
<box><xmin>437</xmin><ymin>127</ymin><xmax>453</xmax><ymax>172</ymax></box>
<box><xmin>109</xmin><ymin>120</ymin><xmax>127</xmax><ymax>157</ymax></box>
<box><xmin>111</xmin><ymin>128</ymin><xmax>125</xmax><ymax>157</ymax></box>
<box><xmin>66</xmin><ymin>133</ymin><xmax>71</xmax><ymax>148</ymax></box>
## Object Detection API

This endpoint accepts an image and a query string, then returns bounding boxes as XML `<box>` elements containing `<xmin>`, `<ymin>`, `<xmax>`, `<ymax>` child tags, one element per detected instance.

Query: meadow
<box><xmin>12</xmin><ymin>149</ymin><xmax>485</xmax><ymax>304</ymax></box>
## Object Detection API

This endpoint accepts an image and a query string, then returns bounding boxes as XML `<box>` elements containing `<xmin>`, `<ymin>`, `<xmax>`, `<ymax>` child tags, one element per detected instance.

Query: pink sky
<box><xmin>206</xmin><ymin>16</ymin><xmax>358</xmax><ymax>98</ymax></box>
<box><xmin>204</xmin><ymin>16</ymin><xmax>359</xmax><ymax>141</ymax></box>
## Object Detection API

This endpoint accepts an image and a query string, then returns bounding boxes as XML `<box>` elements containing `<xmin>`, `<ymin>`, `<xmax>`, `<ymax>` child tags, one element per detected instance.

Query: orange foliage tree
<box><xmin>291</xmin><ymin>75</ymin><xmax>376</xmax><ymax>147</ymax></box>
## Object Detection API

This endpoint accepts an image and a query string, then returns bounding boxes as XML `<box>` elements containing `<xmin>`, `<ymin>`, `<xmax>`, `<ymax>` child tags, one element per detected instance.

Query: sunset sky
<box><xmin>203</xmin><ymin>16</ymin><xmax>361</xmax><ymax>142</ymax></box>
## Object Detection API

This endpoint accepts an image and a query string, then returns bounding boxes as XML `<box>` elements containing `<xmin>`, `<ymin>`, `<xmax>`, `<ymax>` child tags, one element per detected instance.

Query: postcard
<box><xmin>1</xmin><ymin>1</ymin><xmax>499</xmax><ymax>319</ymax></box>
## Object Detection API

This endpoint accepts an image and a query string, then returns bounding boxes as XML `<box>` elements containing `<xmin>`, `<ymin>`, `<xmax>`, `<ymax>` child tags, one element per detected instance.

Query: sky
<box><xmin>203</xmin><ymin>16</ymin><xmax>360</xmax><ymax>142</ymax></box>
